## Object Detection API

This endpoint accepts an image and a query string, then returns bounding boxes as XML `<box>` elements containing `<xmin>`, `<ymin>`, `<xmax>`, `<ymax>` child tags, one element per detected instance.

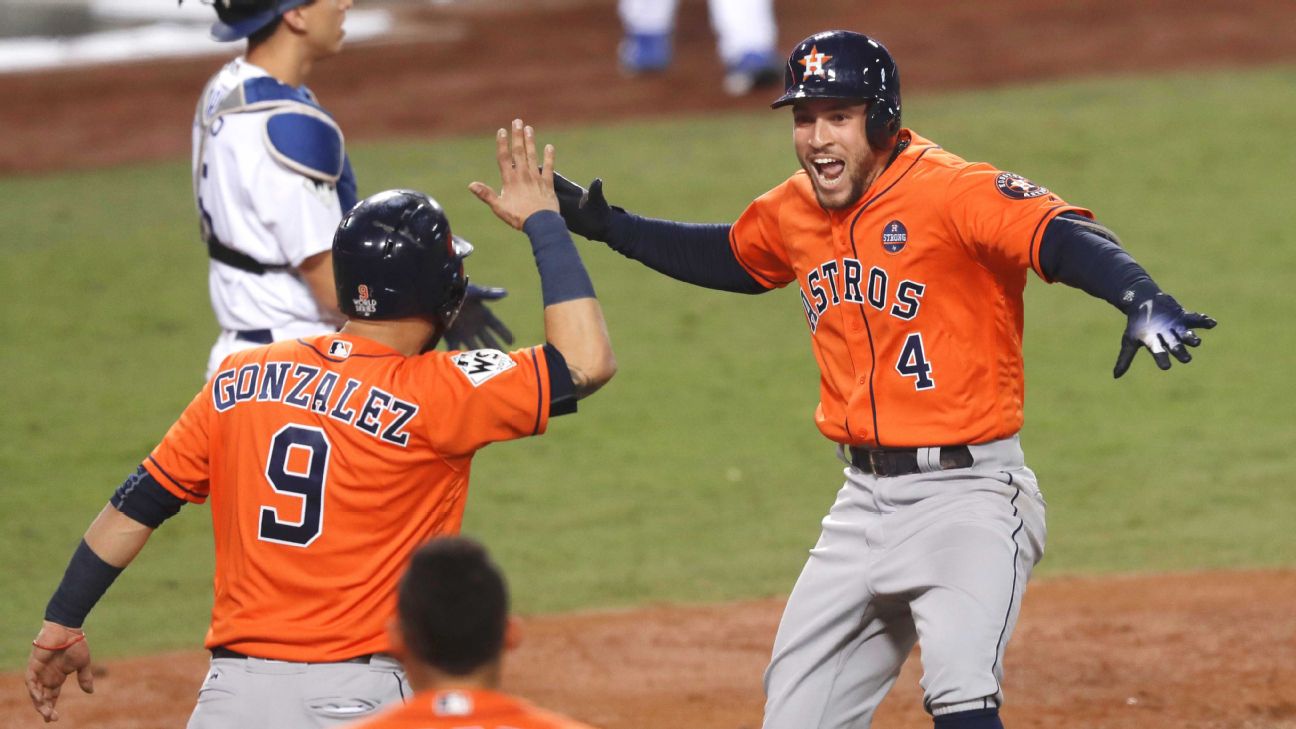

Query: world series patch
<box><xmin>995</xmin><ymin>172</ymin><xmax>1050</xmax><ymax>200</ymax></box>
<box><xmin>452</xmin><ymin>349</ymin><xmax>516</xmax><ymax>386</ymax></box>
<box><xmin>881</xmin><ymin>220</ymin><xmax>908</xmax><ymax>254</ymax></box>
<box><xmin>352</xmin><ymin>284</ymin><xmax>378</xmax><ymax>315</ymax></box>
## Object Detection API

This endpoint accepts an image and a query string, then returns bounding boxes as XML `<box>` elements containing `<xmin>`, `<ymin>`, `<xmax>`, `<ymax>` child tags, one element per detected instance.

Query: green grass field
<box><xmin>2</xmin><ymin>66</ymin><xmax>1293</xmax><ymax>669</ymax></box>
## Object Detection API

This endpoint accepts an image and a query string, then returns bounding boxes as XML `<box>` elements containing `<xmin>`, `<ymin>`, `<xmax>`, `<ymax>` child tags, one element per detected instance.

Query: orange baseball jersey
<box><xmin>348</xmin><ymin>688</ymin><xmax>600</xmax><ymax>729</ymax></box>
<box><xmin>142</xmin><ymin>333</ymin><xmax>559</xmax><ymax>662</ymax></box>
<box><xmin>730</xmin><ymin>130</ymin><xmax>1091</xmax><ymax>448</ymax></box>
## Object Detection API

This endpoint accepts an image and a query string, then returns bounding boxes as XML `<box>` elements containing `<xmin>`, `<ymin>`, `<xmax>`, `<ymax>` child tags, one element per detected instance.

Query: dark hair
<box><xmin>397</xmin><ymin>536</ymin><xmax>509</xmax><ymax>675</ymax></box>
<box><xmin>246</xmin><ymin>16</ymin><xmax>283</xmax><ymax>46</ymax></box>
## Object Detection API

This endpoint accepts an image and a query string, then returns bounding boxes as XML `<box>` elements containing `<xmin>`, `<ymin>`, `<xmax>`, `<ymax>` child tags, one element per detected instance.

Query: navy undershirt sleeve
<box><xmin>110</xmin><ymin>465</ymin><xmax>185</xmax><ymax>528</ymax></box>
<box><xmin>542</xmin><ymin>343</ymin><xmax>578</xmax><ymax>417</ymax></box>
<box><xmin>605</xmin><ymin>211</ymin><xmax>767</xmax><ymax>294</ymax></box>
<box><xmin>1038</xmin><ymin>212</ymin><xmax>1157</xmax><ymax>311</ymax></box>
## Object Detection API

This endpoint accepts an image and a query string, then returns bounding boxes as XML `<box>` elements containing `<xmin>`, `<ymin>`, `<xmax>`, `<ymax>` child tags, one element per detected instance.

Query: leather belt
<box><xmin>234</xmin><ymin>329</ymin><xmax>274</xmax><ymax>344</ymax></box>
<box><xmin>847</xmin><ymin>445</ymin><xmax>973</xmax><ymax>478</ymax></box>
<box><xmin>211</xmin><ymin>646</ymin><xmax>374</xmax><ymax>664</ymax></box>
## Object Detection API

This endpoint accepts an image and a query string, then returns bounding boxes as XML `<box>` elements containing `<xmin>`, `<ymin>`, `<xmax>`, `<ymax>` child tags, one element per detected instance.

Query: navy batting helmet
<box><xmin>207</xmin><ymin>0</ymin><xmax>313</xmax><ymax>42</ymax></box>
<box><xmin>333</xmin><ymin>190</ymin><xmax>472</xmax><ymax>330</ymax></box>
<box><xmin>771</xmin><ymin>31</ymin><xmax>901</xmax><ymax>149</ymax></box>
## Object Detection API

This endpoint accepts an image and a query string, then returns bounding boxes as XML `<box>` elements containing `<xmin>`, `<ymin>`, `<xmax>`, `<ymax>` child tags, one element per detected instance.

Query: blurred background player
<box><xmin>25</xmin><ymin>120</ymin><xmax>615</xmax><ymax>727</ymax></box>
<box><xmin>618</xmin><ymin>0</ymin><xmax>780</xmax><ymax>96</ymax></box>
<box><xmin>347</xmin><ymin>536</ymin><xmax>601</xmax><ymax>729</ymax></box>
<box><xmin>193</xmin><ymin>0</ymin><xmax>511</xmax><ymax>379</ymax></box>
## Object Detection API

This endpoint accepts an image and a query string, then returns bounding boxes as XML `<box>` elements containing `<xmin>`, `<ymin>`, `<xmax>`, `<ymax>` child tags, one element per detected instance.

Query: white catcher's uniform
<box><xmin>619</xmin><ymin>0</ymin><xmax>776</xmax><ymax>64</ymax></box>
<box><xmin>193</xmin><ymin>58</ymin><xmax>357</xmax><ymax>379</ymax></box>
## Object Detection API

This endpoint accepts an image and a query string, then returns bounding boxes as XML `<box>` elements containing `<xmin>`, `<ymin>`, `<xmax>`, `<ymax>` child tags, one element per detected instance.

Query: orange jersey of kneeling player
<box><xmin>730</xmin><ymin>131</ymin><xmax>1091</xmax><ymax>448</ymax></box>
<box><xmin>349</xmin><ymin>688</ymin><xmax>599</xmax><ymax>729</ymax></box>
<box><xmin>142</xmin><ymin>334</ymin><xmax>557</xmax><ymax>662</ymax></box>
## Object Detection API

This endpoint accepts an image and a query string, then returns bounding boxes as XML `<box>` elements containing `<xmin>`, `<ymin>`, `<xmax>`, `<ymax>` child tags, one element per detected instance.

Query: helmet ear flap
<box><xmin>865</xmin><ymin>99</ymin><xmax>900</xmax><ymax>150</ymax></box>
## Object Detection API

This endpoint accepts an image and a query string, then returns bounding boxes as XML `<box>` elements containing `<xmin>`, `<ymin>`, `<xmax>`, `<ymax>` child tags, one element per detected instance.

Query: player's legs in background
<box><xmin>762</xmin><ymin>469</ymin><xmax>916</xmax><ymax>729</ymax></box>
<box><xmin>706</xmin><ymin>0</ymin><xmax>781</xmax><ymax>96</ymax></box>
<box><xmin>618</xmin><ymin>0</ymin><xmax>679</xmax><ymax>73</ymax></box>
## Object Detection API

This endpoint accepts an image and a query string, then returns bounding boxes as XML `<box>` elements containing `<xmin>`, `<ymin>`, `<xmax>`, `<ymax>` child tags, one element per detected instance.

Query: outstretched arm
<box><xmin>554</xmin><ymin>173</ymin><xmax>767</xmax><ymax>294</ymax></box>
<box><xmin>470</xmin><ymin>120</ymin><xmax>617</xmax><ymax>399</ymax></box>
<box><xmin>1039</xmin><ymin>213</ymin><xmax>1216</xmax><ymax>378</ymax></box>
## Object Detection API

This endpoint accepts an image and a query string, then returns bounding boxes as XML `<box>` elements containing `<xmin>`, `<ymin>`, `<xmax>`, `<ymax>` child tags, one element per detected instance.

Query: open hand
<box><xmin>469</xmin><ymin>119</ymin><xmax>558</xmax><ymax>230</ymax></box>
<box><xmin>1114</xmin><ymin>282</ymin><xmax>1217</xmax><ymax>378</ymax></box>
<box><xmin>26</xmin><ymin>622</ymin><xmax>94</xmax><ymax>722</ymax></box>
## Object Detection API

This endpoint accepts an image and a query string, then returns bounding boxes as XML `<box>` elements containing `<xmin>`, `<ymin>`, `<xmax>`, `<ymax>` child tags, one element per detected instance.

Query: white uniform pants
<box><xmin>187</xmin><ymin>654</ymin><xmax>410</xmax><ymax>729</ymax></box>
<box><xmin>763</xmin><ymin>435</ymin><xmax>1047</xmax><ymax>728</ymax></box>
<box><xmin>205</xmin><ymin>320</ymin><xmax>337</xmax><ymax>380</ymax></box>
<box><xmin>618</xmin><ymin>0</ymin><xmax>777</xmax><ymax>63</ymax></box>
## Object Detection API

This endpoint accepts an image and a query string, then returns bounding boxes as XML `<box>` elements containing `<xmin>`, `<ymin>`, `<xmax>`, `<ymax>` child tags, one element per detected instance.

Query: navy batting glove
<box><xmin>553</xmin><ymin>172</ymin><xmax>617</xmax><ymax>242</ymax></box>
<box><xmin>1113</xmin><ymin>280</ymin><xmax>1216</xmax><ymax>378</ymax></box>
<box><xmin>442</xmin><ymin>284</ymin><xmax>515</xmax><ymax>351</ymax></box>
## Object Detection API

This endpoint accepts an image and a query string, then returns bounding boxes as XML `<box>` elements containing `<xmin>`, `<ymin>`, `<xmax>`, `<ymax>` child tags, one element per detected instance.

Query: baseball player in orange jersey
<box><xmin>25</xmin><ymin>119</ymin><xmax>616</xmax><ymax>727</ymax></box>
<box><xmin>551</xmin><ymin>30</ymin><xmax>1216</xmax><ymax>729</ymax></box>
<box><xmin>346</xmin><ymin>536</ymin><xmax>600</xmax><ymax>729</ymax></box>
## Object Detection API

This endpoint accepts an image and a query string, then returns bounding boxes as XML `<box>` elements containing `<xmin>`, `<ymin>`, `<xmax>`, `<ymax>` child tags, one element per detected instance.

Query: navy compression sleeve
<box><xmin>45</xmin><ymin>540</ymin><xmax>124</xmax><ymax>628</ymax></box>
<box><xmin>524</xmin><ymin>210</ymin><xmax>597</xmax><ymax>306</ymax></box>
<box><xmin>1038</xmin><ymin>212</ymin><xmax>1157</xmax><ymax>309</ymax></box>
<box><xmin>604</xmin><ymin>211</ymin><xmax>767</xmax><ymax>294</ymax></box>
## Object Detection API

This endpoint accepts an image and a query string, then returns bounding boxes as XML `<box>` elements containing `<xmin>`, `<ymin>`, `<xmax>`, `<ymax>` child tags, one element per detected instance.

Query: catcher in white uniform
<box><xmin>194</xmin><ymin>0</ymin><xmax>510</xmax><ymax>379</ymax></box>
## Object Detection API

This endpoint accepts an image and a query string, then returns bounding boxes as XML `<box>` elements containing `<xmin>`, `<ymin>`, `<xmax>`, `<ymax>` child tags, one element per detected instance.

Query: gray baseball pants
<box><xmin>762</xmin><ymin>435</ymin><xmax>1047</xmax><ymax>728</ymax></box>
<box><xmin>187</xmin><ymin>653</ymin><xmax>410</xmax><ymax>729</ymax></box>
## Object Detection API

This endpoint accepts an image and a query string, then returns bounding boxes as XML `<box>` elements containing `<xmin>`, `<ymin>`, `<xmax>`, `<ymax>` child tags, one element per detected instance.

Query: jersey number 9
<box><xmin>259</xmin><ymin>425</ymin><xmax>331</xmax><ymax>547</ymax></box>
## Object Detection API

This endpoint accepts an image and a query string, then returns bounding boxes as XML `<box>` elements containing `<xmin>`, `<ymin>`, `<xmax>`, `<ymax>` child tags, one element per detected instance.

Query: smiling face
<box><xmin>792</xmin><ymin>98</ymin><xmax>890</xmax><ymax>210</ymax></box>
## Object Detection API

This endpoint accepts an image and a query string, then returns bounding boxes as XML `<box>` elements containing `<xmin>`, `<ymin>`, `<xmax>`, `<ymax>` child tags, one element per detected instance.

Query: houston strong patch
<box><xmin>995</xmin><ymin>172</ymin><xmax>1050</xmax><ymax>200</ymax></box>
<box><xmin>452</xmin><ymin>349</ymin><xmax>516</xmax><ymax>386</ymax></box>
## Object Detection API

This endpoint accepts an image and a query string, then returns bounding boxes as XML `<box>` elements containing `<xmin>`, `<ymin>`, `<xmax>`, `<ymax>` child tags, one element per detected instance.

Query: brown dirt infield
<box><xmin>4</xmin><ymin>1</ymin><xmax>1295</xmax><ymax>727</ymax></box>
<box><xmin>2</xmin><ymin>0</ymin><xmax>1293</xmax><ymax>174</ymax></box>
<box><xmin>3</xmin><ymin>571</ymin><xmax>1295</xmax><ymax>728</ymax></box>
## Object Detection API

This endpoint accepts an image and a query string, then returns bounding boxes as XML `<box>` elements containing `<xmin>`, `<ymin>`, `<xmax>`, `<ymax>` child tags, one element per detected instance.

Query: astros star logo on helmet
<box><xmin>799</xmin><ymin>45</ymin><xmax>833</xmax><ymax>80</ymax></box>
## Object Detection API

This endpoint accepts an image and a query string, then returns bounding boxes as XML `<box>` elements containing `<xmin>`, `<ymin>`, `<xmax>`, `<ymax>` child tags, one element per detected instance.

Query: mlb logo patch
<box><xmin>327</xmin><ymin>340</ymin><xmax>352</xmax><ymax>359</ymax></box>
<box><xmin>452</xmin><ymin>349</ymin><xmax>516</xmax><ymax>386</ymax></box>
<box><xmin>434</xmin><ymin>690</ymin><xmax>473</xmax><ymax>716</ymax></box>
<box><xmin>881</xmin><ymin>220</ymin><xmax>908</xmax><ymax>254</ymax></box>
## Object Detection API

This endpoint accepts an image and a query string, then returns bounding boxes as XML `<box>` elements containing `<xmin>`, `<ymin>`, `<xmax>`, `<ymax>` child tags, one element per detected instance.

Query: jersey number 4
<box><xmin>896</xmin><ymin>333</ymin><xmax>935</xmax><ymax>390</ymax></box>
<box><xmin>259</xmin><ymin>424</ymin><xmax>330</xmax><ymax>547</ymax></box>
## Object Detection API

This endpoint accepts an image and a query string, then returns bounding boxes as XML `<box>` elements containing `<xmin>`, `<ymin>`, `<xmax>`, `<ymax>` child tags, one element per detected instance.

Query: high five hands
<box><xmin>469</xmin><ymin>119</ymin><xmax>559</xmax><ymax>230</ymax></box>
